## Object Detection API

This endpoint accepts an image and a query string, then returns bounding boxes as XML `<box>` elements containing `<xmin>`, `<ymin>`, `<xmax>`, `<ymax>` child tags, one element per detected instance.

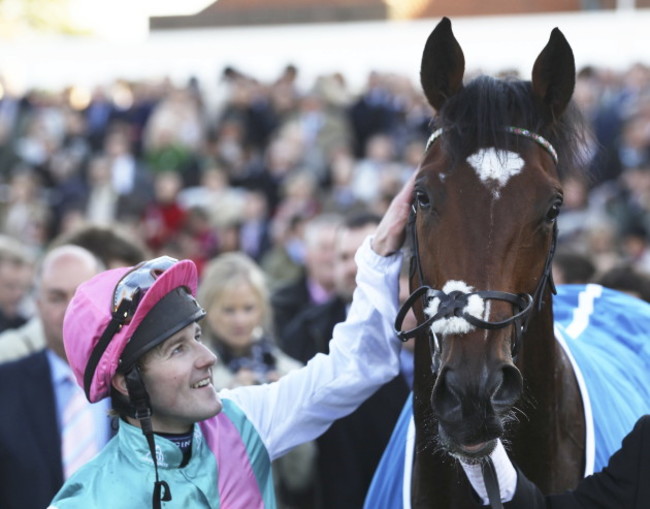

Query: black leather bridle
<box><xmin>395</xmin><ymin>203</ymin><xmax>557</xmax><ymax>373</ymax></box>
<box><xmin>395</xmin><ymin>126</ymin><xmax>559</xmax><ymax>374</ymax></box>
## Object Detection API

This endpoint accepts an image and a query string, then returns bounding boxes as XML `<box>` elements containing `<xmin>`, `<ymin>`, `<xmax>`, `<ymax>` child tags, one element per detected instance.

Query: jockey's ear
<box><xmin>111</xmin><ymin>372</ymin><xmax>128</xmax><ymax>397</ymax></box>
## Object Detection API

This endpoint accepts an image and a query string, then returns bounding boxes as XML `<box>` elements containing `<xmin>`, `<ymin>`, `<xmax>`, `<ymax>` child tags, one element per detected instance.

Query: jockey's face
<box><xmin>138</xmin><ymin>322</ymin><xmax>222</xmax><ymax>433</ymax></box>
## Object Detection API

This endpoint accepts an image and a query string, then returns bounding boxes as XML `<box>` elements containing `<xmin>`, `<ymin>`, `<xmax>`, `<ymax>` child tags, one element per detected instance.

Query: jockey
<box><xmin>48</xmin><ymin>175</ymin><xmax>415</xmax><ymax>509</ymax></box>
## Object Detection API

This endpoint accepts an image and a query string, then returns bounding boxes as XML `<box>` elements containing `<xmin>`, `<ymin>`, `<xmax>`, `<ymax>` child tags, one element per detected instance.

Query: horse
<box><xmin>389</xmin><ymin>17</ymin><xmax>590</xmax><ymax>508</ymax></box>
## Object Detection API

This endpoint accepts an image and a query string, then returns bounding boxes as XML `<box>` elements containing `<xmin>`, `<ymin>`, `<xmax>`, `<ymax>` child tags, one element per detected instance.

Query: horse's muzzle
<box><xmin>431</xmin><ymin>362</ymin><xmax>523</xmax><ymax>456</ymax></box>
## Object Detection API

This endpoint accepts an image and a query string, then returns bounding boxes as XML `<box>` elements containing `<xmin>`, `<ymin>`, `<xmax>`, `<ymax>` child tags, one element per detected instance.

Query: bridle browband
<box><xmin>398</xmin><ymin>125</ymin><xmax>559</xmax><ymax>509</ymax></box>
<box><xmin>395</xmin><ymin>125</ymin><xmax>559</xmax><ymax>372</ymax></box>
<box><xmin>424</xmin><ymin>126</ymin><xmax>559</xmax><ymax>165</ymax></box>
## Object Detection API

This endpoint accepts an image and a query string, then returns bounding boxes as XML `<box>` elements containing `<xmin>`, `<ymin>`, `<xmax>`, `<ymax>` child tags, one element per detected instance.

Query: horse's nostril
<box><xmin>431</xmin><ymin>368</ymin><xmax>462</xmax><ymax>421</ymax></box>
<box><xmin>492</xmin><ymin>364</ymin><xmax>523</xmax><ymax>410</ymax></box>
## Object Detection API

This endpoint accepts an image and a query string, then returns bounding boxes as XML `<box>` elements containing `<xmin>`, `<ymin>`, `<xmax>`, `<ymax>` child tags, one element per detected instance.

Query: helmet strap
<box><xmin>84</xmin><ymin>299</ymin><xmax>132</xmax><ymax>399</ymax></box>
<box><xmin>125</xmin><ymin>367</ymin><xmax>172</xmax><ymax>509</ymax></box>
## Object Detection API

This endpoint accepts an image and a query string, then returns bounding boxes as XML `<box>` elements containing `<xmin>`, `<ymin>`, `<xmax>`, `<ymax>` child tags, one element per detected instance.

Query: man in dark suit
<box><xmin>461</xmin><ymin>415</ymin><xmax>650</xmax><ymax>508</ymax></box>
<box><xmin>282</xmin><ymin>211</ymin><xmax>410</xmax><ymax>509</ymax></box>
<box><xmin>0</xmin><ymin>245</ymin><xmax>111</xmax><ymax>509</ymax></box>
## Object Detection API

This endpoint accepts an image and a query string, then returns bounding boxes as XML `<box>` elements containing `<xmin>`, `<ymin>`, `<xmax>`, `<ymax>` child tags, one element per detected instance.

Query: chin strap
<box><xmin>125</xmin><ymin>368</ymin><xmax>172</xmax><ymax>509</ymax></box>
<box><xmin>481</xmin><ymin>457</ymin><xmax>504</xmax><ymax>509</ymax></box>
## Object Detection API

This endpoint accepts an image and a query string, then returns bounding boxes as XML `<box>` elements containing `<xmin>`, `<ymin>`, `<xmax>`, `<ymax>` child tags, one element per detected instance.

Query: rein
<box><xmin>397</xmin><ymin>125</ymin><xmax>559</xmax><ymax>509</ymax></box>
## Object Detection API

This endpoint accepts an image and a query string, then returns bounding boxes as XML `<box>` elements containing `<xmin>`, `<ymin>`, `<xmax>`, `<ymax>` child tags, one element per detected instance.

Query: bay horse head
<box><xmin>396</xmin><ymin>17</ymin><xmax>586</xmax><ymax>463</ymax></box>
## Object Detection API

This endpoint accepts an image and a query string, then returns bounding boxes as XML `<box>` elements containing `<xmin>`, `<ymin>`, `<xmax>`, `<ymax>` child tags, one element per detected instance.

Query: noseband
<box><xmin>395</xmin><ymin>126</ymin><xmax>558</xmax><ymax>374</ymax></box>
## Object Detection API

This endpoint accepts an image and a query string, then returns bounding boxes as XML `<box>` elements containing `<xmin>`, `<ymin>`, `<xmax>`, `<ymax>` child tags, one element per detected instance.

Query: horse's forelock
<box><xmin>431</xmin><ymin>75</ymin><xmax>588</xmax><ymax>179</ymax></box>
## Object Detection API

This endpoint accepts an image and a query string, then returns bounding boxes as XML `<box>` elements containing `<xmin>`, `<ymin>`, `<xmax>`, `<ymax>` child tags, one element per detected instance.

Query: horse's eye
<box><xmin>546</xmin><ymin>200</ymin><xmax>562</xmax><ymax>222</ymax></box>
<box><xmin>415</xmin><ymin>191</ymin><xmax>431</xmax><ymax>209</ymax></box>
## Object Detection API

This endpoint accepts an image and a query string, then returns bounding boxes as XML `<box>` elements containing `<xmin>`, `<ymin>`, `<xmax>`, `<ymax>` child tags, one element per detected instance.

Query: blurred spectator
<box><xmin>552</xmin><ymin>249</ymin><xmax>597</xmax><ymax>285</ymax></box>
<box><xmin>196</xmin><ymin>251</ymin><xmax>318</xmax><ymax>509</ymax></box>
<box><xmin>49</xmin><ymin>223</ymin><xmax>148</xmax><ymax>269</ymax></box>
<box><xmin>102</xmin><ymin>127</ymin><xmax>154</xmax><ymax>225</ymax></box>
<box><xmin>198</xmin><ymin>251</ymin><xmax>294</xmax><ymax>388</ymax></box>
<box><xmin>261</xmin><ymin>213</ymin><xmax>308</xmax><ymax>291</ymax></box>
<box><xmin>238</xmin><ymin>188</ymin><xmax>272</xmax><ymax>262</ymax></box>
<box><xmin>321</xmin><ymin>146</ymin><xmax>367</xmax><ymax>215</ymax></box>
<box><xmin>0</xmin><ymin>245</ymin><xmax>111</xmax><ymax>509</ymax></box>
<box><xmin>351</xmin><ymin>133</ymin><xmax>404</xmax><ymax>206</ymax></box>
<box><xmin>142</xmin><ymin>170</ymin><xmax>187</xmax><ymax>254</ymax></box>
<box><xmin>583</xmin><ymin>220</ymin><xmax>622</xmax><ymax>275</ymax></box>
<box><xmin>83</xmin><ymin>86</ymin><xmax>116</xmax><ymax>151</ymax></box>
<box><xmin>619</xmin><ymin>222</ymin><xmax>650</xmax><ymax>274</ymax></box>
<box><xmin>170</xmin><ymin>205</ymin><xmax>219</xmax><ymax>275</ymax></box>
<box><xmin>177</xmin><ymin>165</ymin><xmax>245</xmax><ymax>229</ymax></box>
<box><xmin>556</xmin><ymin>173</ymin><xmax>597</xmax><ymax>246</ymax></box>
<box><xmin>597</xmin><ymin>263</ymin><xmax>650</xmax><ymax>302</ymax></box>
<box><xmin>348</xmin><ymin>71</ymin><xmax>401</xmax><ymax>158</ymax></box>
<box><xmin>0</xmin><ymin>234</ymin><xmax>34</xmax><ymax>333</ymax></box>
<box><xmin>592</xmin><ymin>110</ymin><xmax>650</xmax><ymax>187</ymax></box>
<box><xmin>282</xmin><ymin>211</ymin><xmax>381</xmax><ymax>361</ymax></box>
<box><xmin>601</xmin><ymin>160</ymin><xmax>650</xmax><ymax>245</ymax></box>
<box><xmin>253</xmin><ymin>134</ymin><xmax>304</xmax><ymax>213</ymax></box>
<box><xmin>281</xmin><ymin>210</ymin><xmax>409</xmax><ymax>509</ymax></box>
<box><xmin>0</xmin><ymin>223</ymin><xmax>149</xmax><ymax>363</ymax></box>
<box><xmin>271</xmin><ymin>212</ymin><xmax>342</xmax><ymax>348</ymax></box>
<box><xmin>277</xmin><ymin>87</ymin><xmax>353</xmax><ymax>182</ymax></box>
<box><xmin>272</xmin><ymin>169</ymin><xmax>321</xmax><ymax>234</ymax></box>
<box><xmin>0</xmin><ymin>166</ymin><xmax>50</xmax><ymax>253</ymax></box>
<box><xmin>0</xmin><ymin>76</ymin><xmax>24</xmax><ymax>147</ymax></box>
<box><xmin>574</xmin><ymin>66</ymin><xmax>620</xmax><ymax>179</ymax></box>
<box><xmin>216</xmin><ymin>73</ymin><xmax>278</xmax><ymax>155</ymax></box>
<box><xmin>142</xmin><ymin>86</ymin><xmax>205</xmax><ymax>187</ymax></box>
<box><xmin>83</xmin><ymin>154</ymin><xmax>119</xmax><ymax>226</ymax></box>
<box><xmin>12</xmin><ymin>91</ymin><xmax>65</xmax><ymax>189</ymax></box>
<box><xmin>209</xmin><ymin>117</ymin><xmax>251</xmax><ymax>181</ymax></box>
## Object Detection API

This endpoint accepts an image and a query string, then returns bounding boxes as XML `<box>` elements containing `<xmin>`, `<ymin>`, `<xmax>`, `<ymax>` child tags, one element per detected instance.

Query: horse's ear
<box><xmin>420</xmin><ymin>17</ymin><xmax>465</xmax><ymax>111</ymax></box>
<box><xmin>531</xmin><ymin>28</ymin><xmax>576</xmax><ymax>121</ymax></box>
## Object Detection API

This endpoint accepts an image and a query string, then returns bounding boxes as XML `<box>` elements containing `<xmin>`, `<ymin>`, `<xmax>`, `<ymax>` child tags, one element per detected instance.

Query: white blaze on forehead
<box><xmin>467</xmin><ymin>148</ymin><xmax>524</xmax><ymax>195</ymax></box>
<box><xmin>424</xmin><ymin>280</ymin><xmax>487</xmax><ymax>335</ymax></box>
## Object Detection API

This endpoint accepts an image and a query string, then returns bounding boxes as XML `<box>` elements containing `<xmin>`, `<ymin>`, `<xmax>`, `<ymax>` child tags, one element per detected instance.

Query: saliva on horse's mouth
<box><xmin>451</xmin><ymin>439</ymin><xmax>498</xmax><ymax>464</ymax></box>
<box><xmin>438</xmin><ymin>426</ymin><xmax>499</xmax><ymax>462</ymax></box>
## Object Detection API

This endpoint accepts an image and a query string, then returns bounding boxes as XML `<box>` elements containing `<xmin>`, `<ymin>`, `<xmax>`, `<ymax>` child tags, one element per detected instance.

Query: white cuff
<box><xmin>459</xmin><ymin>440</ymin><xmax>517</xmax><ymax>505</ymax></box>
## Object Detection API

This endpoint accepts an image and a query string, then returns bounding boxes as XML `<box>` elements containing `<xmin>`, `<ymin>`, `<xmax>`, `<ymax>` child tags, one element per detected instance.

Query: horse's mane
<box><xmin>433</xmin><ymin>75</ymin><xmax>588</xmax><ymax>179</ymax></box>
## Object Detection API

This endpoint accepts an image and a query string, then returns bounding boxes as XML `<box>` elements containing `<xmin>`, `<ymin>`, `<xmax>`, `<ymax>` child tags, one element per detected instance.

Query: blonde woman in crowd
<box><xmin>196</xmin><ymin>252</ymin><xmax>318</xmax><ymax>508</ymax></box>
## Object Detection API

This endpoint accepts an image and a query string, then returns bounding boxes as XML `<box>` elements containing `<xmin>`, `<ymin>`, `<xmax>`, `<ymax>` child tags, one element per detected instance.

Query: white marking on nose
<box><xmin>467</xmin><ymin>148</ymin><xmax>524</xmax><ymax>198</ymax></box>
<box><xmin>425</xmin><ymin>280</ymin><xmax>486</xmax><ymax>335</ymax></box>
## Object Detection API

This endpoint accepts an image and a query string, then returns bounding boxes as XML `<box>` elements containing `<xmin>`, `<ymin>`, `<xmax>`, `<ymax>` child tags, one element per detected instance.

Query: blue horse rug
<box><xmin>364</xmin><ymin>284</ymin><xmax>650</xmax><ymax>509</ymax></box>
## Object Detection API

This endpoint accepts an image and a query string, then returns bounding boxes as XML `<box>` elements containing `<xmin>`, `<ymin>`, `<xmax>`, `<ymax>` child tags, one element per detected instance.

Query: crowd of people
<box><xmin>0</xmin><ymin>56</ymin><xmax>649</xmax><ymax>509</ymax></box>
<box><xmin>0</xmin><ymin>61</ymin><xmax>650</xmax><ymax>286</ymax></box>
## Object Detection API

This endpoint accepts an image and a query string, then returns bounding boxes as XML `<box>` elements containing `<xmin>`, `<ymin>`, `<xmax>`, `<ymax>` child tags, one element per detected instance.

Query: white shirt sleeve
<box><xmin>459</xmin><ymin>440</ymin><xmax>518</xmax><ymax>504</ymax></box>
<box><xmin>222</xmin><ymin>235</ymin><xmax>403</xmax><ymax>459</ymax></box>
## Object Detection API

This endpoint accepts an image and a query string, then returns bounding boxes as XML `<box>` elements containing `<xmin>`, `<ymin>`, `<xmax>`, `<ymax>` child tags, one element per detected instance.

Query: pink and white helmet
<box><xmin>63</xmin><ymin>256</ymin><xmax>205</xmax><ymax>402</ymax></box>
